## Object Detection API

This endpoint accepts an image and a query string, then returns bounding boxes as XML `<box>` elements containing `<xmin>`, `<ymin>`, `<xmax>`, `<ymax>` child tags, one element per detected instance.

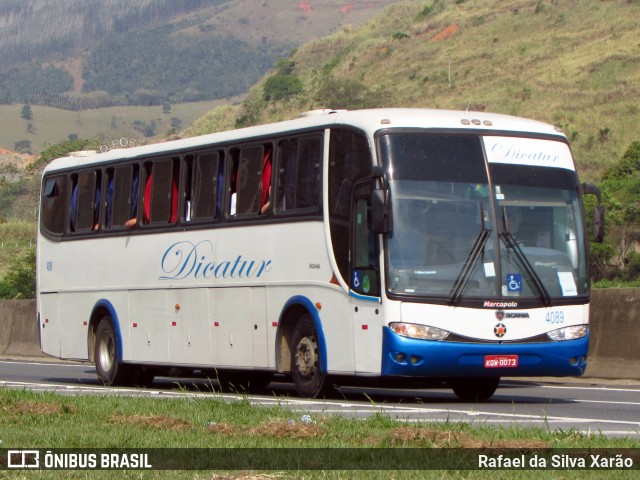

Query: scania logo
<box><xmin>495</xmin><ymin>311</ymin><xmax>531</xmax><ymax>319</ymax></box>
<box><xmin>494</xmin><ymin>323</ymin><xmax>507</xmax><ymax>338</ymax></box>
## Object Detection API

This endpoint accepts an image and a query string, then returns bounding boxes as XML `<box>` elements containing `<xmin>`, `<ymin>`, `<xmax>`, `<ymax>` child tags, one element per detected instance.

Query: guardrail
<box><xmin>1</xmin><ymin>290</ymin><xmax>638</xmax><ymax>379</ymax></box>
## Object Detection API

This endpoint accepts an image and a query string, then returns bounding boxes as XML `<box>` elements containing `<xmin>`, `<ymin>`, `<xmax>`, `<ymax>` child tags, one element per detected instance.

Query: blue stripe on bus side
<box><xmin>93</xmin><ymin>299</ymin><xmax>124</xmax><ymax>364</ymax></box>
<box><xmin>349</xmin><ymin>290</ymin><xmax>381</xmax><ymax>302</ymax></box>
<box><xmin>282</xmin><ymin>295</ymin><xmax>328</xmax><ymax>373</ymax></box>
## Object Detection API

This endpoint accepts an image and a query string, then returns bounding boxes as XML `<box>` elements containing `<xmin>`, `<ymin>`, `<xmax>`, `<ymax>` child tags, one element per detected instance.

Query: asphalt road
<box><xmin>1</xmin><ymin>358</ymin><xmax>639</xmax><ymax>438</ymax></box>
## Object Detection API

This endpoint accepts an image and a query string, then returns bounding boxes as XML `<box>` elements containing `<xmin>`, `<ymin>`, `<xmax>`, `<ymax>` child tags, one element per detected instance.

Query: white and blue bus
<box><xmin>37</xmin><ymin>108</ymin><xmax>603</xmax><ymax>400</ymax></box>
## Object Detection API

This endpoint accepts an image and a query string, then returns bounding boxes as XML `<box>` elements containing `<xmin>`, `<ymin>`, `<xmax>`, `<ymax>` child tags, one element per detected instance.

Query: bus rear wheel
<box><xmin>95</xmin><ymin>318</ymin><xmax>131</xmax><ymax>386</ymax></box>
<box><xmin>291</xmin><ymin>316</ymin><xmax>327</xmax><ymax>398</ymax></box>
<box><xmin>450</xmin><ymin>377</ymin><xmax>500</xmax><ymax>401</ymax></box>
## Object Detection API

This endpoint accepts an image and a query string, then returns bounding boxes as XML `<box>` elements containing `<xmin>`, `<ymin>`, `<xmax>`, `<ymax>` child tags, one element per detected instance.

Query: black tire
<box><xmin>94</xmin><ymin>318</ymin><xmax>132</xmax><ymax>386</ymax></box>
<box><xmin>450</xmin><ymin>377</ymin><xmax>500</xmax><ymax>402</ymax></box>
<box><xmin>291</xmin><ymin>315</ymin><xmax>328</xmax><ymax>398</ymax></box>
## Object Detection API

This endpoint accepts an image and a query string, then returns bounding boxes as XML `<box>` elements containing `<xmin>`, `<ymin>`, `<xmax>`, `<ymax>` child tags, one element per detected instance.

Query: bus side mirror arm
<box><xmin>581</xmin><ymin>183</ymin><xmax>605</xmax><ymax>243</ymax></box>
<box><xmin>369</xmin><ymin>167</ymin><xmax>392</xmax><ymax>234</ymax></box>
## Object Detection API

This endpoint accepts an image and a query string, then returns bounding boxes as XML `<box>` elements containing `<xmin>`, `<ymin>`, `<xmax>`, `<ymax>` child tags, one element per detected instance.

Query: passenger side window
<box><xmin>230</xmin><ymin>144</ymin><xmax>272</xmax><ymax>216</ymax></box>
<box><xmin>276</xmin><ymin>136</ymin><xmax>321</xmax><ymax>213</ymax></box>
<box><xmin>185</xmin><ymin>151</ymin><xmax>223</xmax><ymax>221</ymax></box>
<box><xmin>106</xmin><ymin>165</ymin><xmax>138</xmax><ymax>229</ymax></box>
<box><xmin>145</xmin><ymin>158</ymin><xmax>179</xmax><ymax>224</ymax></box>
<box><xmin>238</xmin><ymin>146</ymin><xmax>263</xmax><ymax>215</ymax></box>
<box><xmin>70</xmin><ymin>171</ymin><xmax>101</xmax><ymax>232</ymax></box>
<box><xmin>42</xmin><ymin>175</ymin><xmax>68</xmax><ymax>235</ymax></box>
<box><xmin>142</xmin><ymin>158</ymin><xmax>180</xmax><ymax>225</ymax></box>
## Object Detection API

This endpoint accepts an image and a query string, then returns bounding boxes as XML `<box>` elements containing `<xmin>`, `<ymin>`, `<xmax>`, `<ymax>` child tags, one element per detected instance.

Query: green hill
<box><xmin>0</xmin><ymin>0</ymin><xmax>398</xmax><ymax>154</ymax></box>
<box><xmin>188</xmin><ymin>0</ymin><xmax>640</xmax><ymax>182</ymax></box>
<box><xmin>0</xmin><ymin>0</ymin><xmax>397</xmax><ymax>108</ymax></box>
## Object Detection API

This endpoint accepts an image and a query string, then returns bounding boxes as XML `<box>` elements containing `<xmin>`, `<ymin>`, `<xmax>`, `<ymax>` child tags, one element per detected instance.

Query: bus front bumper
<box><xmin>381</xmin><ymin>326</ymin><xmax>588</xmax><ymax>378</ymax></box>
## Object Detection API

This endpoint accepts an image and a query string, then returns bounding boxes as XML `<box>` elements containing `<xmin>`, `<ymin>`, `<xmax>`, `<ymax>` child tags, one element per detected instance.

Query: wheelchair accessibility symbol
<box><xmin>506</xmin><ymin>273</ymin><xmax>523</xmax><ymax>293</ymax></box>
<box><xmin>352</xmin><ymin>271</ymin><xmax>361</xmax><ymax>290</ymax></box>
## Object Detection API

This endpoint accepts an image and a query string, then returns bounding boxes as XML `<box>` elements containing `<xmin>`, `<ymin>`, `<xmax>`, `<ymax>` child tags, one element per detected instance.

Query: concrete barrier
<box><xmin>0</xmin><ymin>292</ymin><xmax>638</xmax><ymax>379</ymax></box>
<box><xmin>586</xmin><ymin>288</ymin><xmax>639</xmax><ymax>379</ymax></box>
<box><xmin>0</xmin><ymin>299</ymin><xmax>41</xmax><ymax>357</ymax></box>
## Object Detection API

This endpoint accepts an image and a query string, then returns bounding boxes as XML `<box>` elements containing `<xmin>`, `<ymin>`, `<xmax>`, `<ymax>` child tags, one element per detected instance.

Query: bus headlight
<box><xmin>389</xmin><ymin>322</ymin><xmax>449</xmax><ymax>341</ymax></box>
<box><xmin>547</xmin><ymin>325</ymin><xmax>588</xmax><ymax>341</ymax></box>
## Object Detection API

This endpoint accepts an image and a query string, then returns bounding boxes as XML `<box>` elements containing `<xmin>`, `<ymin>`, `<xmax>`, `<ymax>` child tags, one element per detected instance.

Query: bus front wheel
<box><xmin>95</xmin><ymin>318</ymin><xmax>131</xmax><ymax>386</ymax></box>
<box><xmin>450</xmin><ymin>377</ymin><xmax>500</xmax><ymax>402</ymax></box>
<box><xmin>291</xmin><ymin>316</ymin><xmax>327</xmax><ymax>398</ymax></box>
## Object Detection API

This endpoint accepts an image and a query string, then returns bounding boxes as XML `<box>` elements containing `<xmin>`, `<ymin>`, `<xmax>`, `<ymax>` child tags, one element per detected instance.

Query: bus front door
<box><xmin>350</xmin><ymin>189</ymin><xmax>383</xmax><ymax>374</ymax></box>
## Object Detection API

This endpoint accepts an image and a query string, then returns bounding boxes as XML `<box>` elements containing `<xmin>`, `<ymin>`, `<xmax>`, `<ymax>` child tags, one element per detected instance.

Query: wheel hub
<box><xmin>295</xmin><ymin>336</ymin><xmax>317</xmax><ymax>378</ymax></box>
<box><xmin>98</xmin><ymin>336</ymin><xmax>114</xmax><ymax>372</ymax></box>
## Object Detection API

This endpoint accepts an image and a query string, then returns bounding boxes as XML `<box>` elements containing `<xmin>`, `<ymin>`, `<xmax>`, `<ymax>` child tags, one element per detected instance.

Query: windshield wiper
<box><xmin>500</xmin><ymin>208</ymin><xmax>551</xmax><ymax>306</ymax></box>
<box><xmin>449</xmin><ymin>202</ymin><xmax>490</xmax><ymax>305</ymax></box>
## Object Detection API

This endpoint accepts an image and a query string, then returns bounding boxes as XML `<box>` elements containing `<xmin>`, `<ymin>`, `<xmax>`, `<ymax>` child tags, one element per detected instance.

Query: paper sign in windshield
<box><xmin>557</xmin><ymin>271</ymin><xmax>578</xmax><ymax>296</ymax></box>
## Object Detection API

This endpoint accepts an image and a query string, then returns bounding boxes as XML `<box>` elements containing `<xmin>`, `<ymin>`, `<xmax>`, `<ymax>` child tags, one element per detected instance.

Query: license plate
<box><xmin>484</xmin><ymin>355</ymin><xmax>519</xmax><ymax>368</ymax></box>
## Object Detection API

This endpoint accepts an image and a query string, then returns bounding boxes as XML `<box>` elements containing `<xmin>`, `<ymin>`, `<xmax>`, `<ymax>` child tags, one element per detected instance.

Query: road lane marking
<box><xmin>576</xmin><ymin>399</ymin><xmax>640</xmax><ymax>406</ymax></box>
<box><xmin>0</xmin><ymin>360</ymin><xmax>88</xmax><ymax>368</ymax></box>
<box><xmin>535</xmin><ymin>384</ymin><xmax>640</xmax><ymax>394</ymax></box>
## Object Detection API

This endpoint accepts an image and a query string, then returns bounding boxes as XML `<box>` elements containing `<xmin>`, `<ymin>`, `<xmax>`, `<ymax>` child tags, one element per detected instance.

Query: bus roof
<box><xmin>43</xmin><ymin>108</ymin><xmax>566</xmax><ymax>173</ymax></box>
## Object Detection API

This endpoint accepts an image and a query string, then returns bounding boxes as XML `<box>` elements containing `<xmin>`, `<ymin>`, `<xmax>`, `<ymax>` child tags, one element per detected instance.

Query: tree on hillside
<box><xmin>263</xmin><ymin>74</ymin><xmax>303</xmax><ymax>101</ymax></box>
<box><xmin>602</xmin><ymin>141</ymin><xmax>640</xmax><ymax>185</ymax></box>
<box><xmin>14</xmin><ymin>140</ymin><xmax>32</xmax><ymax>155</ymax></box>
<box><xmin>21</xmin><ymin>104</ymin><xmax>33</xmax><ymax>120</ymax></box>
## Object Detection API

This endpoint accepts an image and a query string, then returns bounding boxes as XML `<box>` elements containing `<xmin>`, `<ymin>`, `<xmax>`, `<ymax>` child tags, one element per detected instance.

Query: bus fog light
<box><xmin>410</xmin><ymin>355</ymin><xmax>423</xmax><ymax>365</ymax></box>
<box><xmin>394</xmin><ymin>352</ymin><xmax>406</xmax><ymax>363</ymax></box>
<box><xmin>389</xmin><ymin>322</ymin><xmax>449</xmax><ymax>340</ymax></box>
<box><xmin>547</xmin><ymin>325</ymin><xmax>588</xmax><ymax>341</ymax></box>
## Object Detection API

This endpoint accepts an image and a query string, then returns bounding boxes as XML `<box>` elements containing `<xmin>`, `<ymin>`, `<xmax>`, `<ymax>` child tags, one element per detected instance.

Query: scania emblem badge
<box><xmin>495</xmin><ymin>311</ymin><xmax>505</xmax><ymax>320</ymax></box>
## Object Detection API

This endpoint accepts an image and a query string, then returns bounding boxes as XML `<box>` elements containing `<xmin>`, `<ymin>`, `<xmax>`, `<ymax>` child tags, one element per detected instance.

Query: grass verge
<box><xmin>0</xmin><ymin>387</ymin><xmax>637</xmax><ymax>479</ymax></box>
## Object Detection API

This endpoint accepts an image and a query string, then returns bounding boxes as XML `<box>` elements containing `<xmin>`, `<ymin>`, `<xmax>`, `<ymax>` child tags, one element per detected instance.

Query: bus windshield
<box><xmin>380</xmin><ymin>132</ymin><xmax>588</xmax><ymax>303</ymax></box>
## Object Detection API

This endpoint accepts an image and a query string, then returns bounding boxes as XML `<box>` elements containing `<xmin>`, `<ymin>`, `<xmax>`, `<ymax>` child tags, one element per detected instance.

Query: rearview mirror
<box><xmin>581</xmin><ymin>183</ymin><xmax>605</xmax><ymax>243</ymax></box>
<box><xmin>592</xmin><ymin>205</ymin><xmax>605</xmax><ymax>243</ymax></box>
<box><xmin>371</xmin><ymin>188</ymin><xmax>392</xmax><ymax>234</ymax></box>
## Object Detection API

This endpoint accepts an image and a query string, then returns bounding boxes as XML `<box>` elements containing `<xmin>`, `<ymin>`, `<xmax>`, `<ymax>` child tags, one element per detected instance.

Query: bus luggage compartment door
<box><xmin>210</xmin><ymin>287</ymin><xmax>268</xmax><ymax>368</ymax></box>
<box><xmin>38</xmin><ymin>293</ymin><xmax>60</xmax><ymax>357</ymax></box>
